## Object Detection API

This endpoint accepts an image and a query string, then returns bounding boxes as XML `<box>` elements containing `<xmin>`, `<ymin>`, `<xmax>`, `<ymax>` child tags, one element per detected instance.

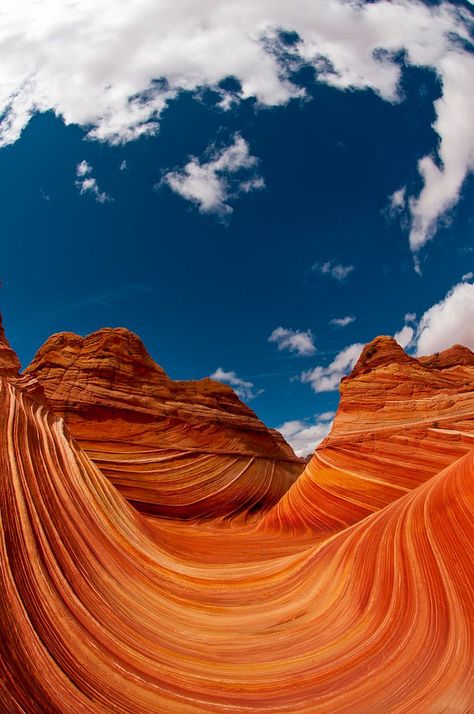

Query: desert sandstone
<box><xmin>1</xmin><ymin>315</ymin><xmax>473</xmax><ymax>712</ymax></box>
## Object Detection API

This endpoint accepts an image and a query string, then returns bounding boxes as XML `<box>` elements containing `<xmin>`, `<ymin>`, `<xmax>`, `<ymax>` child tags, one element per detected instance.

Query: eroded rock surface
<box><xmin>24</xmin><ymin>327</ymin><xmax>302</xmax><ymax>518</ymax></box>
<box><xmin>1</xmin><ymin>318</ymin><xmax>473</xmax><ymax>712</ymax></box>
<box><xmin>262</xmin><ymin>336</ymin><xmax>474</xmax><ymax>532</ymax></box>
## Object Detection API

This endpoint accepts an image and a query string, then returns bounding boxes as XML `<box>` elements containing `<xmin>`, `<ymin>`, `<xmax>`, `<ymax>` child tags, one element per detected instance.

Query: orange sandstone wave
<box><xmin>2</xmin><ymin>318</ymin><xmax>474</xmax><ymax>711</ymax></box>
<box><xmin>1</xmin><ymin>374</ymin><xmax>473</xmax><ymax>712</ymax></box>
<box><xmin>262</xmin><ymin>336</ymin><xmax>474</xmax><ymax>534</ymax></box>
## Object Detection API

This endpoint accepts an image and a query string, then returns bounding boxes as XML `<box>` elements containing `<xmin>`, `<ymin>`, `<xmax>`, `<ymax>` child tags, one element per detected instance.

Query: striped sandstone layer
<box><xmin>262</xmin><ymin>336</ymin><xmax>474</xmax><ymax>533</ymax></box>
<box><xmin>1</xmin><ymin>374</ymin><xmax>473</xmax><ymax>713</ymax></box>
<box><xmin>23</xmin><ymin>327</ymin><xmax>302</xmax><ymax>518</ymax></box>
<box><xmin>0</xmin><ymin>313</ymin><xmax>20</xmax><ymax>378</ymax></box>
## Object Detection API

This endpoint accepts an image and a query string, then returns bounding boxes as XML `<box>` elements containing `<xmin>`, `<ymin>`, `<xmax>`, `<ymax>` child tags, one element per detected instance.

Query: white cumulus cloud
<box><xmin>75</xmin><ymin>161</ymin><xmax>111</xmax><ymax>203</ymax></box>
<box><xmin>76</xmin><ymin>160</ymin><xmax>92</xmax><ymax>177</ymax></box>
<box><xmin>161</xmin><ymin>134</ymin><xmax>263</xmax><ymax>215</ymax></box>
<box><xmin>0</xmin><ymin>0</ymin><xmax>472</xmax><ymax>250</ymax></box>
<box><xmin>210</xmin><ymin>367</ymin><xmax>263</xmax><ymax>401</ymax></box>
<box><xmin>301</xmin><ymin>342</ymin><xmax>364</xmax><ymax>393</ymax></box>
<box><xmin>415</xmin><ymin>280</ymin><xmax>474</xmax><ymax>355</ymax></box>
<box><xmin>277</xmin><ymin>413</ymin><xmax>334</xmax><ymax>457</ymax></box>
<box><xmin>408</xmin><ymin>52</ymin><xmax>474</xmax><ymax>253</ymax></box>
<box><xmin>268</xmin><ymin>327</ymin><xmax>316</xmax><ymax>356</ymax></box>
<box><xmin>393</xmin><ymin>324</ymin><xmax>415</xmax><ymax>349</ymax></box>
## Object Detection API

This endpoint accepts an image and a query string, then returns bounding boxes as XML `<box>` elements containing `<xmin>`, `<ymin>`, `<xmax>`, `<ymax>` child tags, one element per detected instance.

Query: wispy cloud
<box><xmin>161</xmin><ymin>134</ymin><xmax>264</xmax><ymax>216</ymax></box>
<box><xmin>388</xmin><ymin>186</ymin><xmax>406</xmax><ymax>214</ymax></box>
<box><xmin>210</xmin><ymin>367</ymin><xmax>263</xmax><ymax>401</ymax></box>
<box><xmin>301</xmin><ymin>342</ymin><xmax>364</xmax><ymax>393</ymax></box>
<box><xmin>329</xmin><ymin>315</ymin><xmax>355</xmax><ymax>328</ymax></box>
<box><xmin>50</xmin><ymin>284</ymin><xmax>153</xmax><ymax>318</ymax></box>
<box><xmin>75</xmin><ymin>161</ymin><xmax>112</xmax><ymax>203</ymax></box>
<box><xmin>384</xmin><ymin>186</ymin><xmax>410</xmax><ymax>229</ymax></box>
<box><xmin>312</xmin><ymin>261</ymin><xmax>354</xmax><ymax>283</ymax></box>
<box><xmin>268</xmin><ymin>327</ymin><xmax>316</xmax><ymax>356</ymax></box>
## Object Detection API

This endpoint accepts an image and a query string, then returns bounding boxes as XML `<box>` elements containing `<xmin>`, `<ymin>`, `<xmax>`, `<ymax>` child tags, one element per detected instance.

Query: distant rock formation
<box><xmin>24</xmin><ymin>327</ymin><xmax>303</xmax><ymax>518</ymax></box>
<box><xmin>262</xmin><ymin>335</ymin><xmax>474</xmax><ymax>532</ymax></box>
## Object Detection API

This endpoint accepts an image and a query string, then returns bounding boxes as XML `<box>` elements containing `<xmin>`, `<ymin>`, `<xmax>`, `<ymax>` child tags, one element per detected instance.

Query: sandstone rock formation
<box><xmin>1</xmin><ymin>318</ymin><xmax>473</xmax><ymax>713</ymax></box>
<box><xmin>24</xmin><ymin>327</ymin><xmax>303</xmax><ymax>518</ymax></box>
<box><xmin>0</xmin><ymin>312</ymin><xmax>20</xmax><ymax>377</ymax></box>
<box><xmin>262</xmin><ymin>335</ymin><xmax>474</xmax><ymax>533</ymax></box>
<box><xmin>1</xmin><ymin>367</ymin><xmax>473</xmax><ymax>713</ymax></box>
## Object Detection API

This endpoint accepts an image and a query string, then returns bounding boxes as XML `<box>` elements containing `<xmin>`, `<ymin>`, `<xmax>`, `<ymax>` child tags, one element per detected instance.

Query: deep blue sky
<box><xmin>0</xmin><ymin>54</ymin><xmax>472</xmax><ymax>433</ymax></box>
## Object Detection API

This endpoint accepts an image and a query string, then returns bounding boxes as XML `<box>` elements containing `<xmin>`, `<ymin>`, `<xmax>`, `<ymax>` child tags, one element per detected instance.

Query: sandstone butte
<box><xmin>23</xmin><ymin>327</ymin><xmax>303</xmax><ymax>519</ymax></box>
<box><xmin>1</xmin><ymin>314</ymin><xmax>473</xmax><ymax>713</ymax></box>
<box><xmin>261</xmin><ymin>335</ymin><xmax>474</xmax><ymax>533</ymax></box>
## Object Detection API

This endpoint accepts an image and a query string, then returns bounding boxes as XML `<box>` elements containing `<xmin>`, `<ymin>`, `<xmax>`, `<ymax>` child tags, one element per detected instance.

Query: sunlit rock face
<box><xmin>24</xmin><ymin>327</ymin><xmax>303</xmax><ymax>518</ymax></box>
<box><xmin>1</xmin><ymin>319</ymin><xmax>473</xmax><ymax>712</ymax></box>
<box><xmin>262</xmin><ymin>336</ymin><xmax>474</xmax><ymax>533</ymax></box>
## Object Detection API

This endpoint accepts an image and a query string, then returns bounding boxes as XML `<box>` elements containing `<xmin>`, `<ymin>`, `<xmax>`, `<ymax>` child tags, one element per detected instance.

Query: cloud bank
<box><xmin>0</xmin><ymin>0</ymin><xmax>472</xmax><ymax>251</ymax></box>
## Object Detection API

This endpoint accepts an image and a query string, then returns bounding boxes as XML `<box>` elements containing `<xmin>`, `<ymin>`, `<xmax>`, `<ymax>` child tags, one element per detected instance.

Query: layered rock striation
<box><xmin>1</xmin><ymin>370</ymin><xmax>473</xmax><ymax>713</ymax></box>
<box><xmin>1</xmin><ymin>318</ymin><xmax>473</xmax><ymax>712</ymax></box>
<box><xmin>262</xmin><ymin>336</ymin><xmax>474</xmax><ymax>532</ymax></box>
<box><xmin>0</xmin><ymin>312</ymin><xmax>20</xmax><ymax>378</ymax></box>
<box><xmin>24</xmin><ymin>327</ymin><xmax>302</xmax><ymax>518</ymax></box>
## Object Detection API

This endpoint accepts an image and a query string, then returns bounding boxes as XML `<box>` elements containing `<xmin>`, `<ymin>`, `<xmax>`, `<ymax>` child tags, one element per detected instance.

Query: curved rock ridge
<box><xmin>262</xmin><ymin>336</ymin><xmax>474</xmax><ymax>533</ymax></box>
<box><xmin>1</xmin><ymin>375</ymin><xmax>473</xmax><ymax>712</ymax></box>
<box><xmin>0</xmin><ymin>312</ymin><xmax>20</xmax><ymax>378</ymax></box>
<box><xmin>418</xmin><ymin>343</ymin><xmax>474</xmax><ymax>369</ymax></box>
<box><xmin>24</xmin><ymin>327</ymin><xmax>302</xmax><ymax>518</ymax></box>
